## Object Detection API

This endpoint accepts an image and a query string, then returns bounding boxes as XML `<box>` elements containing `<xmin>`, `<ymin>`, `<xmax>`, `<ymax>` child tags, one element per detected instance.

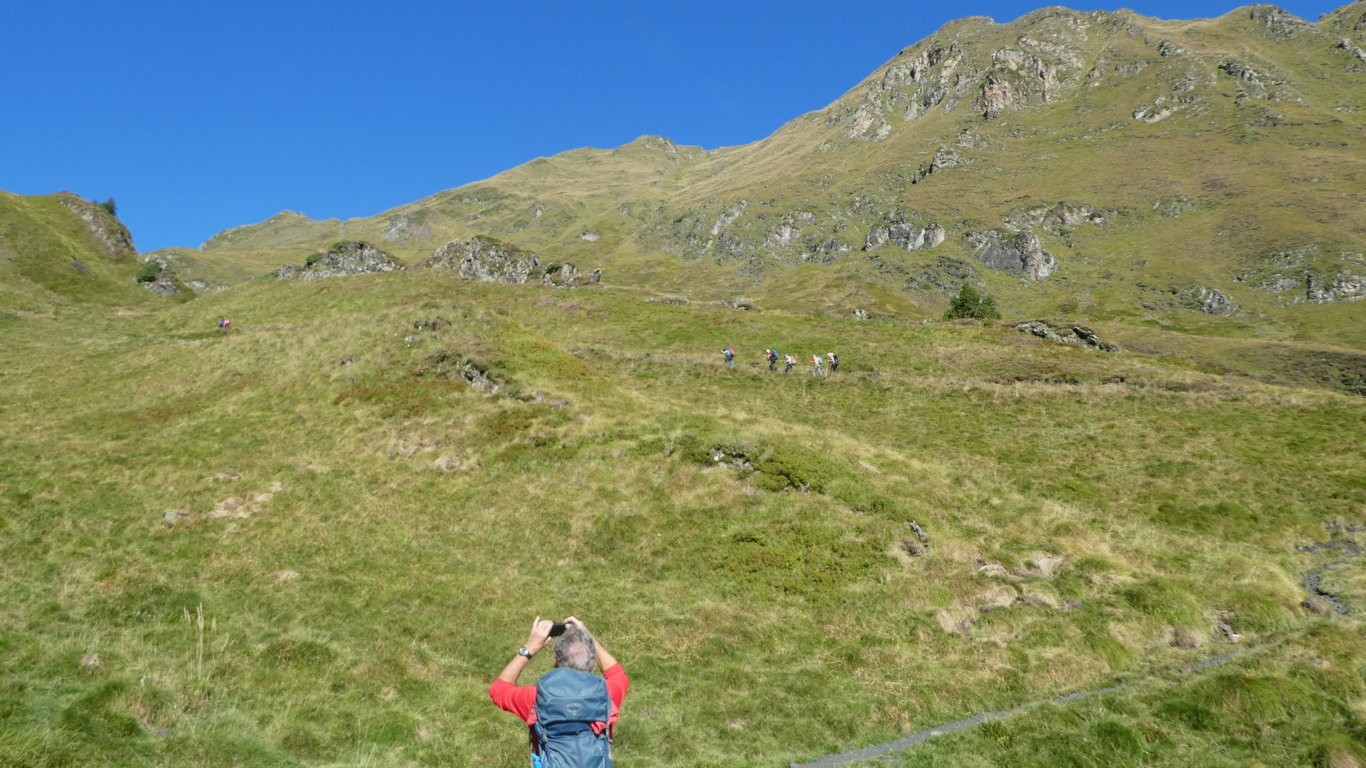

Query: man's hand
<box><xmin>563</xmin><ymin>615</ymin><xmax>588</xmax><ymax>635</ymax></box>
<box><xmin>525</xmin><ymin>616</ymin><xmax>554</xmax><ymax>655</ymax></box>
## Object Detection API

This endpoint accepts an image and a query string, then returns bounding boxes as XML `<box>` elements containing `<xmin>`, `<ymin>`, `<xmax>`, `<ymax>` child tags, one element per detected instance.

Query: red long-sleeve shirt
<box><xmin>489</xmin><ymin>663</ymin><xmax>629</xmax><ymax>731</ymax></box>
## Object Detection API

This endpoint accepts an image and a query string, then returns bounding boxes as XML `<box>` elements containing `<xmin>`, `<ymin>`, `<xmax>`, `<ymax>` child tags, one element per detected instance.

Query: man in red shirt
<box><xmin>488</xmin><ymin>616</ymin><xmax>629</xmax><ymax>766</ymax></box>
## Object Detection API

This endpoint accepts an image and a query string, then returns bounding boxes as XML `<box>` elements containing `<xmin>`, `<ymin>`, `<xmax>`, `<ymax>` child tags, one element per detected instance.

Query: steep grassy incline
<box><xmin>1</xmin><ymin>275</ymin><xmax>1360</xmax><ymax>766</ymax></box>
<box><xmin>152</xmin><ymin>4</ymin><xmax>1366</xmax><ymax>348</ymax></box>
<box><xmin>0</xmin><ymin>191</ymin><xmax>150</xmax><ymax>313</ymax></box>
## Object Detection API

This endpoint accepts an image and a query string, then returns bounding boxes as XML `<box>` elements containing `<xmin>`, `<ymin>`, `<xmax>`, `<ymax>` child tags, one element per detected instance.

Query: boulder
<box><xmin>543</xmin><ymin>262</ymin><xmax>602</xmax><ymax>288</ymax></box>
<box><xmin>1308</xmin><ymin>273</ymin><xmax>1363</xmax><ymax>304</ymax></box>
<box><xmin>426</xmin><ymin>236</ymin><xmax>542</xmax><ymax>284</ymax></box>
<box><xmin>1195</xmin><ymin>286</ymin><xmax>1238</xmax><ymax>315</ymax></box>
<box><xmin>1015</xmin><ymin>321</ymin><xmax>1118</xmax><ymax>352</ymax></box>
<box><xmin>865</xmin><ymin>214</ymin><xmax>946</xmax><ymax>252</ymax></box>
<box><xmin>276</xmin><ymin>241</ymin><xmax>398</xmax><ymax>281</ymax></box>
<box><xmin>966</xmin><ymin>230</ymin><xmax>1055</xmax><ymax>280</ymax></box>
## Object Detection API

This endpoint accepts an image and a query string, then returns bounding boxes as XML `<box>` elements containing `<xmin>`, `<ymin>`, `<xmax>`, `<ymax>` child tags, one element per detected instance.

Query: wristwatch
<box><xmin>517</xmin><ymin>646</ymin><xmax>534</xmax><ymax>659</ymax></box>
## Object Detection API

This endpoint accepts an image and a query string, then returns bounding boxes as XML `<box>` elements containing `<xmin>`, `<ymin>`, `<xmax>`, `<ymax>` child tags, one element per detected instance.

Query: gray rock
<box><xmin>1308</xmin><ymin>273</ymin><xmax>1363</xmax><ymax>303</ymax></box>
<box><xmin>853</xmin><ymin>308</ymin><xmax>871</xmax><ymax>320</ymax></box>
<box><xmin>58</xmin><ymin>196</ymin><xmax>136</xmax><ymax>257</ymax></box>
<box><xmin>1247</xmin><ymin>5</ymin><xmax>1313</xmax><ymax>39</ymax></box>
<box><xmin>543</xmin><ymin>263</ymin><xmax>602</xmax><ymax>288</ymax></box>
<box><xmin>1015</xmin><ymin>321</ymin><xmax>1118</xmax><ymax>352</ymax></box>
<box><xmin>276</xmin><ymin>241</ymin><xmax>398</xmax><ymax>281</ymax></box>
<box><xmin>866</xmin><ymin>214</ymin><xmax>946</xmax><ymax>252</ymax></box>
<box><xmin>1195</xmin><ymin>286</ymin><xmax>1238</xmax><ymax>315</ymax></box>
<box><xmin>380</xmin><ymin>212</ymin><xmax>433</xmax><ymax>243</ymax></box>
<box><xmin>426</xmin><ymin>236</ymin><xmax>542</xmax><ymax>284</ymax></box>
<box><xmin>966</xmin><ymin>230</ymin><xmax>1055</xmax><ymax>280</ymax></box>
<box><xmin>1004</xmin><ymin>201</ymin><xmax>1106</xmax><ymax>231</ymax></box>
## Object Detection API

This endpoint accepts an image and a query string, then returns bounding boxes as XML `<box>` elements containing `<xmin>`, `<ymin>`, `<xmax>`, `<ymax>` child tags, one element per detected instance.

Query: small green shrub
<box><xmin>755</xmin><ymin>444</ymin><xmax>844</xmax><ymax>493</ymax></box>
<box><xmin>135</xmin><ymin>261</ymin><xmax>162</xmax><ymax>283</ymax></box>
<box><xmin>98</xmin><ymin>198</ymin><xmax>117</xmax><ymax>217</ymax></box>
<box><xmin>305</xmin><ymin>252</ymin><xmax>326</xmax><ymax>267</ymax></box>
<box><xmin>946</xmin><ymin>283</ymin><xmax>1001</xmax><ymax>320</ymax></box>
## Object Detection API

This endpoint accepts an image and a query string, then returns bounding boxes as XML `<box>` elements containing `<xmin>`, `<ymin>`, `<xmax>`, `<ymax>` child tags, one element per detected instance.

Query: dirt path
<box><xmin>792</xmin><ymin>524</ymin><xmax>1361</xmax><ymax>768</ymax></box>
<box><xmin>788</xmin><ymin>655</ymin><xmax>1235</xmax><ymax>768</ymax></box>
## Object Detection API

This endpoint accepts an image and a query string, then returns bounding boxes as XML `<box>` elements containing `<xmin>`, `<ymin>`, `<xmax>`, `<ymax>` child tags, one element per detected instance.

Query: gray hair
<box><xmin>553</xmin><ymin>626</ymin><xmax>596</xmax><ymax>672</ymax></box>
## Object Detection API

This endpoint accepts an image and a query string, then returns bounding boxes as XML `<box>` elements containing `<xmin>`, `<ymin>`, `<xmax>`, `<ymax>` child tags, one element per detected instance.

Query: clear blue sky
<box><xmin>0</xmin><ymin>0</ymin><xmax>1342</xmax><ymax>253</ymax></box>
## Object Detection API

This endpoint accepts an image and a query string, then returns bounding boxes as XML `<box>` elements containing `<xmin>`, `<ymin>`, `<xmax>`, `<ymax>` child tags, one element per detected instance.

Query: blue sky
<box><xmin>0</xmin><ymin>0</ymin><xmax>1343</xmax><ymax>252</ymax></box>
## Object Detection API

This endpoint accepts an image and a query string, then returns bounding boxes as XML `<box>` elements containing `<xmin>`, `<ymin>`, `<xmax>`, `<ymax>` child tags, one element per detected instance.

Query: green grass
<box><xmin>0</xmin><ymin>273</ymin><xmax>1361</xmax><ymax>766</ymax></box>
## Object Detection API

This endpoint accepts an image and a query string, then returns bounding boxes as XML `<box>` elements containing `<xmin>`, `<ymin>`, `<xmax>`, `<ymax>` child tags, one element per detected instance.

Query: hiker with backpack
<box><xmin>765</xmin><ymin>348</ymin><xmax>779</xmax><ymax>372</ymax></box>
<box><xmin>722</xmin><ymin>347</ymin><xmax>735</xmax><ymax>369</ymax></box>
<box><xmin>784</xmin><ymin>354</ymin><xmax>796</xmax><ymax>374</ymax></box>
<box><xmin>828</xmin><ymin>352</ymin><xmax>839</xmax><ymax>373</ymax></box>
<box><xmin>489</xmin><ymin>616</ymin><xmax>629</xmax><ymax>768</ymax></box>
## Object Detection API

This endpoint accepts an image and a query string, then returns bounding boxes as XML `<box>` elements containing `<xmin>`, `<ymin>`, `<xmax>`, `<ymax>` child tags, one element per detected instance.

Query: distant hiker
<box><xmin>811</xmin><ymin>354</ymin><xmax>823</xmax><ymax>377</ymax></box>
<box><xmin>217</xmin><ymin>317</ymin><xmax>225</xmax><ymax>331</ymax></box>
<box><xmin>223</xmin><ymin>316</ymin><xmax>232</xmax><ymax>332</ymax></box>
<box><xmin>784</xmin><ymin>354</ymin><xmax>796</xmax><ymax>374</ymax></box>
<box><xmin>722</xmin><ymin>347</ymin><xmax>735</xmax><ymax>368</ymax></box>
<box><xmin>766</xmin><ymin>348</ymin><xmax>779</xmax><ymax>373</ymax></box>
<box><xmin>490</xmin><ymin>616</ymin><xmax>629</xmax><ymax>768</ymax></box>
<box><xmin>828</xmin><ymin>352</ymin><xmax>839</xmax><ymax>373</ymax></box>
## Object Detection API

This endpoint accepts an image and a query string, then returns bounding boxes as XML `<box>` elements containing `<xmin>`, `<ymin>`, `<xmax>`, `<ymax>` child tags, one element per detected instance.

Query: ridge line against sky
<box><xmin>0</xmin><ymin>0</ymin><xmax>1344</xmax><ymax>253</ymax></box>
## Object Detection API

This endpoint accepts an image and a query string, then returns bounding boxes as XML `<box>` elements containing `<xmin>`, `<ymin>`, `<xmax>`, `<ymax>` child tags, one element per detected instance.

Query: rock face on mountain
<box><xmin>965</xmin><ymin>230</ymin><xmax>1055</xmax><ymax>281</ymax></box>
<box><xmin>381</xmin><ymin>212</ymin><xmax>434</xmax><ymax>243</ymax></box>
<box><xmin>58</xmin><ymin>196</ymin><xmax>136</xmax><ymax>258</ymax></box>
<box><xmin>426</xmin><ymin>236</ymin><xmax>542</xmax><ymax>283</ymax></box>
<box><xmin>275</xmin><ymin>242</ymin><xmax>398</xmax><ymax>281</ymax></box>
<box><xmin>866</xmin><ymin>217</ymin><xmax>947</xmax><ymax>252</ymax></box>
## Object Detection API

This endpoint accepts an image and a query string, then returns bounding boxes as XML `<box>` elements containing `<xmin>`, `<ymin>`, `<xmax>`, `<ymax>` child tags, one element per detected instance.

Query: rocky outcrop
<box><xmin>866</xmin><ymin>215</ymin><xmax>946</xmax><ymax>252</ymax></box>
<box><xmin>1218</xmin><ymin>58</ymin><xmax>1285</xmax><ymax>101</ymax></box>
<box><xmin>380</xmin><ymin>212</ymin><xmax>433</xmax><ymax>243</ymax></box>
<box><xmin>965</xmin><ymin>230</ymin><xmax>1055</xmax><ymax>280</ymax></box>
<box><xmin>275</xmin><ymin>241</ymin><xmax>398</xmax><ymax>281</ymax></box>
<box><xmin>974</xmin><ymin>43</ymin><xmax>1075</xmax><ymax>119</ymax></box>
<box><xmin>1247</xmin><ymin>5</ymin><xmax>1314</xmax><ymax>40</ymax></box>
<box><xmin>904</xmin><ymin>256</ymin><xmax>977</xmax><ymax>295</ymax></box>
<box><xmin>58</xmin><ymin>196</ymin><xmax>135</xmax><ymax>258</ymax></box>
<box><xmin>1235</xmin><ymin>248</ymin><xmax>1365</xmax><ymax>304</ymax></box>
<box><xmin>1193</xmin><ymin>286</ymin><xmax>1237</xmax><ymax>315</ymax></box>
<box><xmin>1016</xmin><ymin>321</ymin><xmax>1118</xmax><ymax>352</ymax></box>
<box><xmin>426</xmin><ymin>236</ymin><xmax>542</xmax><ymax>283</ymax></box>
<box><xmin>542</xmin><ymin>263</ymin><xmax>602</xmax><ymax>288</ymax></box>
<box><xmin>137</xmin><ymin>259</ymin><xmax>181</xmax><ymax>295</ymax></box>
<box><xmin>1308</xmin><ymin>273</ymin><xmax>1364</xmax><ymax>303</ymax></box>
<box><xmin>1004</xmin><ymin>201</ymin><xmax>1107</xmax><ymax>231</ymax></box>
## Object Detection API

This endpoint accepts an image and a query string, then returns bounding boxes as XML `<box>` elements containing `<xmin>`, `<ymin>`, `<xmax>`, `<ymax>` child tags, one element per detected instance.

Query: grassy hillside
<box><xmin>0</xmin><ymin>191</ymin><xmax>150</xmax><ymax>313</ymax></box>
<box><xmin>1</xmin><ymin>273</ymin><xmax>1360</xmax><ymax>767</ymax></box>
<box><xmin>147</xmin><ymin>4</ymin><xmax>1366</xmax><ymax>350</ymax></box>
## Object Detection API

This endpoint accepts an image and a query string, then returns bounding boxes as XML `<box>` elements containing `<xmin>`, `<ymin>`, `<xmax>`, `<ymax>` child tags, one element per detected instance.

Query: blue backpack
<box><xmin>533</xmin><ymin>668</ymin><xmax>613</xmax><ymax>768</ymax></box>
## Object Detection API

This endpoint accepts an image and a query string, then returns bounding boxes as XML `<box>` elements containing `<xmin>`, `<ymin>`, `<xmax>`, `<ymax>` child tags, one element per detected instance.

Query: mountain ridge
<box><xmin>54</xmin><ymin>3</ymin><xmax>1366</xmax><ymax>348</ymax></box>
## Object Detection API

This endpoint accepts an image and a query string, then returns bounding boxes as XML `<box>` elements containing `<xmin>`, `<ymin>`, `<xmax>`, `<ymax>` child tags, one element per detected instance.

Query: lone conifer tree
<box><xmin>945</xmin><ymin>283</ymin><xmax>1000</xmax><ymax>320</ymax></box>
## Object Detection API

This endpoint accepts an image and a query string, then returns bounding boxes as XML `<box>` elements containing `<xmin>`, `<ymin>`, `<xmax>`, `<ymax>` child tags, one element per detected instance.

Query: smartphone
<box><xmin>549</xmin><ymin>622</ymin><xmax>567</xmax><ymax>637</ymax></box>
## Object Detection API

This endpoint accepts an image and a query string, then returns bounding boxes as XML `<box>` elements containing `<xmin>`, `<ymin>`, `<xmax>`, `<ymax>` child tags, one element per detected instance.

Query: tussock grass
<box><xmin>1</xmin><ymin>275</ymin><xmax>1361</xmax><ymax>766</ymax></box>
